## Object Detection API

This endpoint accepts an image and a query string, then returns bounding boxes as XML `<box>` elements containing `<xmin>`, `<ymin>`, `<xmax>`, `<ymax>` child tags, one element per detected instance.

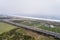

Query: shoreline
<box><xmin>11</xmin><ymin>15</ymin><xmax>60</xmax><ymax>22</ymax></box>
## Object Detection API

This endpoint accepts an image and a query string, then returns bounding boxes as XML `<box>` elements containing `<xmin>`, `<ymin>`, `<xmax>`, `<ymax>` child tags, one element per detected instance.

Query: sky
<box><xmin>0</xmin><ymin>0</ymin><xmax>60</xmax><ymax>19</ymax></box>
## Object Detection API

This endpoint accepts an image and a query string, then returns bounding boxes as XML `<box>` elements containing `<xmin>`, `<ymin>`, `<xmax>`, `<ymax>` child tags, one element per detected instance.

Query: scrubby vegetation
<box><xmin>0</xmin><ymin>28</ymin><xmax>35</xmax><ymax>40</ymax></box>
<box><xmin>0</xmin><ymin>22</ymin><xmax>58</xmax><ymax>40</ymax></box>
<box><xmin>0</xmin><ymin>28</ymin><xmax>57</xmax><ymax>40</ymax></box>
<box><xmin>0</xmin><ymin>22</ymin><xmax>34</xmax><ymax>40</ymax></box>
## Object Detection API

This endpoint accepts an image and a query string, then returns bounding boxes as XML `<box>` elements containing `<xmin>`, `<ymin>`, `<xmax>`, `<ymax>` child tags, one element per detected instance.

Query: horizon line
<box><xmin>11</xmin><ymin>15</ymin><xmax>60</xmax><ymax>22</ymax></box>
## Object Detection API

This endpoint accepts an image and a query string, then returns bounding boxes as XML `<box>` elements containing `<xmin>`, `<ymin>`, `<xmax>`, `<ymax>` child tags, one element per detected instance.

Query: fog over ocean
<box><xmin>0</xmin><ymin>0</ymin><xmax>60</xmax><ymax>20</ymax></box>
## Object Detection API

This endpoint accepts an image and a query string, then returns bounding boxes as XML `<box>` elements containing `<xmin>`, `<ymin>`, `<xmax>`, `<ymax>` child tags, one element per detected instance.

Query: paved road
<box><xmin>2</xmin><ymin>20</ymin><xmax>60</xmax><ymax>39</ymax></box>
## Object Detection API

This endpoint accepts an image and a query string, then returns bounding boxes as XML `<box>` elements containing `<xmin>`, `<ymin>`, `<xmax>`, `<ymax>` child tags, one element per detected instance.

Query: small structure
<box><xmin>50</xmin><ymin>25</ymin><xmax>54</xmax><ymax>28</ymax></box>
<box><xmin>44</xmin><ymin>24</ymin><xmax>54</xmax><ymax>28</ymax></box>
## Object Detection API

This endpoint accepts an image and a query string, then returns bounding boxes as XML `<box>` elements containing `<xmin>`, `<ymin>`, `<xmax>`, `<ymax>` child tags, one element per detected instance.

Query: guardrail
<box><xmin>2</xmin><ymin>20</ymin><xmax>60</xmax><ymax>39</ymax></box>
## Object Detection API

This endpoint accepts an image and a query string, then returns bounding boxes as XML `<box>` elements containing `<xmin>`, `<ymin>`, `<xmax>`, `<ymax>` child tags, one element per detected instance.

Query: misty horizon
<box><xmin>0</xmin><ymin>0</ymin><xmax>60</xmax><ymax>20</ymax></box>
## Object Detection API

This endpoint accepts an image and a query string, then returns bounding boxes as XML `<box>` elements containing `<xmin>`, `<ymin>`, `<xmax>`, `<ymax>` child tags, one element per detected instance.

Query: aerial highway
<box><xmin>2</xmin><ymin>19</ymin><xmax>60</xmax><ymax>39</ymax></box>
